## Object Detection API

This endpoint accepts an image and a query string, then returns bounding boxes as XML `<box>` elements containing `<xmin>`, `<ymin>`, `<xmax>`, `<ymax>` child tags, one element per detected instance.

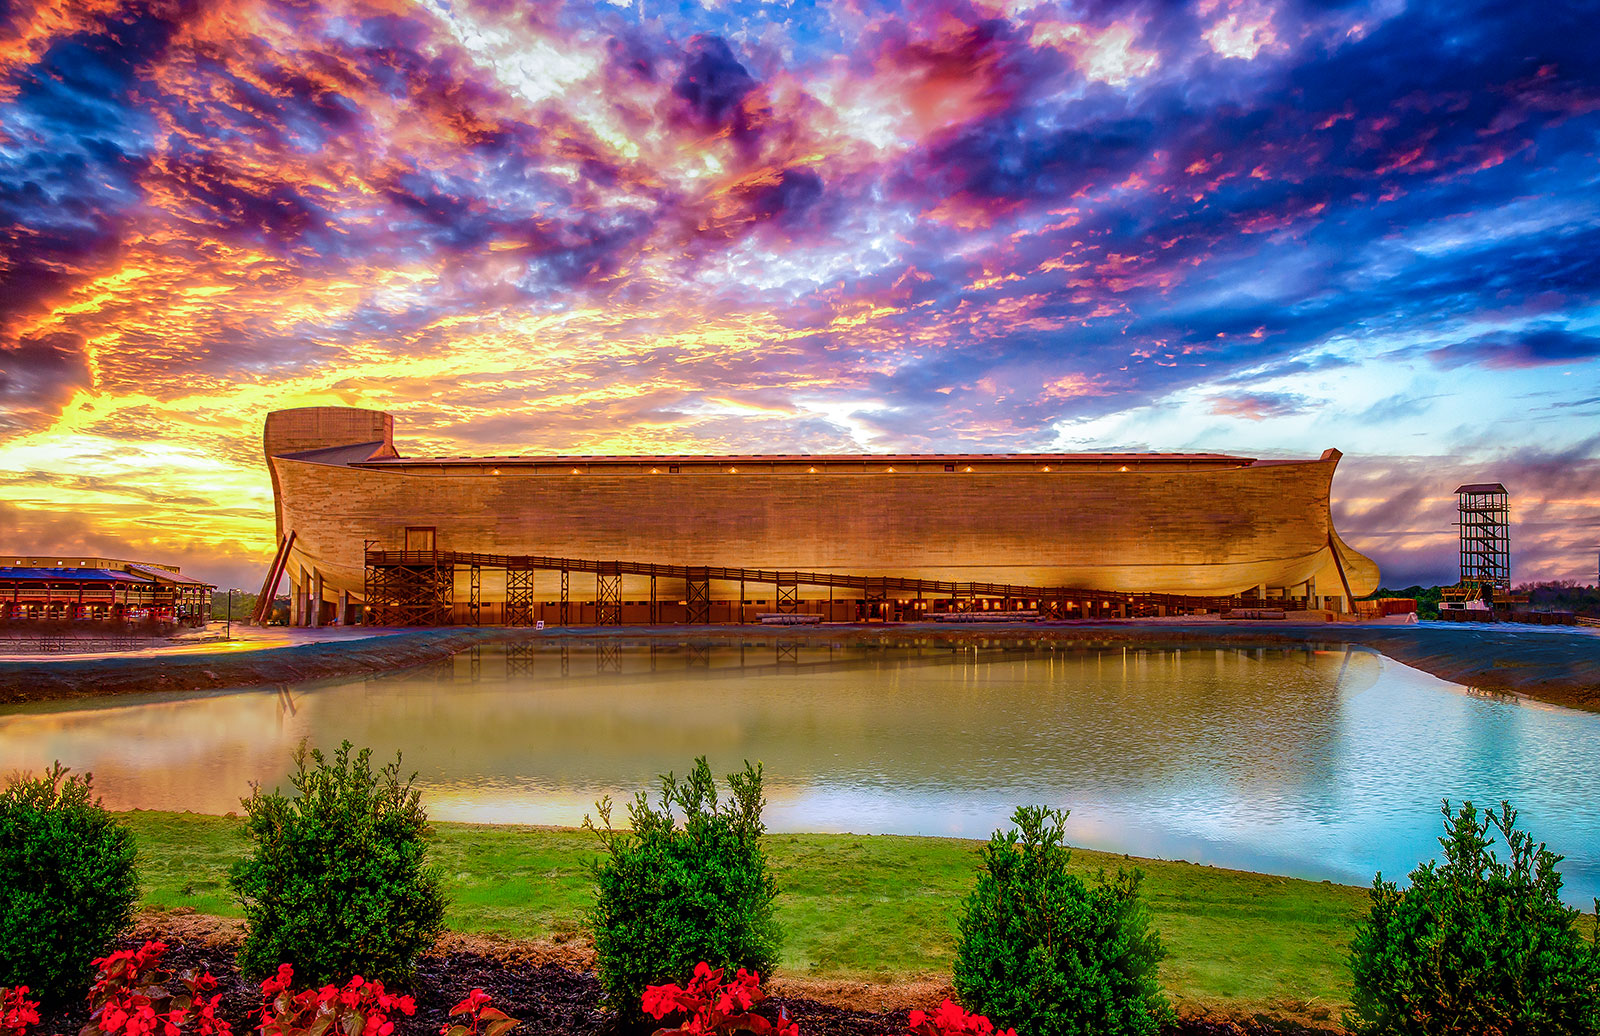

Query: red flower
<box><xmin>906</xmin><ymin>1000</ymin><xmax>1014</xmax><ymax>1036</ymax></box>
<box><xmin>642</xmin><ymin>963</ymin><xmax>793</xmax><ymax>1036</ymax></box>
<box><xmin>256</xmin><ymin>971</ymin><xmax>419</xmax><ymax>1036</ymax></box>
<box><xmin>1</xmin><ymin>986</ymin><xmax>41</xmax><ymax>1036</ymax></box>
<box><xmin>439</xmin><ymin>987</ymin><xmax>518</xmax><ymax>1036</ymax></box>
<box><xmin>83</xmin><ymin>942</ymin><xmax>232</xmax><ymax>1036</ymax></box>
<box><xmin>260</xmin><ymin>965</ymin><xmax>295</xmax><ymax>1000</ymax></box>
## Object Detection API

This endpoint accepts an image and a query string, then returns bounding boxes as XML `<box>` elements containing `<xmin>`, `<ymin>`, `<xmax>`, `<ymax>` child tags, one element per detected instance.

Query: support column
<box><xmin>1325</xmin><ymin>533</ymin><xmax>1356</xmax><ymax>616</ymax></box>
<box><xmin>337</xmin><ymin>589</ymin><xmax>349</xmax><ymax>626</ymax></box>
<box><xmin>290</xmin><ymin>575</ymin><xmax>302</xmax><ymax>626</ymax></box>
<box><xmin>311</xmin><ymin>570</ymin><xmax>324</xmax><ymax>628</ymax></box>
<box><xmin>686</xmin><ymin>568</ymin><xmax>711</xmax><ymax>625</ymax></box>
<box><xmin>597</xmin><ymin>564</ymin><xmax>622</xmax><ymax>626</ymax></box>
<box><xmin>506</xmin><ymin>564</ymin><xmax>535</xmax><ymax>626</ymax></box>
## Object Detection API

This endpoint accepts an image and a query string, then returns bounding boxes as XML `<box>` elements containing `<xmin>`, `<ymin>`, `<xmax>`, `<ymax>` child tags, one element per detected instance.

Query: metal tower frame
<box><xmin>1455</xmin><ymin>482</ymin><xmax>1510</xmax><ymax>593</ymax></box>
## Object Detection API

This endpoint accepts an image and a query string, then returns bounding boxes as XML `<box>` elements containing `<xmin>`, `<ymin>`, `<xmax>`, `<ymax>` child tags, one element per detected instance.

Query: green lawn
<box><xmin>120</xmin><ymin>810</ymin><xmax>1368</xmax><ymax>1015</ymax></box>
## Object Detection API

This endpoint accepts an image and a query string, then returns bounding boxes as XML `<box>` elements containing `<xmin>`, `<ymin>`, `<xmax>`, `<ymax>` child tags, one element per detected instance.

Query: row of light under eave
<box><xmin>483</xmin><ymin>465</ymin><xmax>1135</xmax><ymax>475</ymax></box>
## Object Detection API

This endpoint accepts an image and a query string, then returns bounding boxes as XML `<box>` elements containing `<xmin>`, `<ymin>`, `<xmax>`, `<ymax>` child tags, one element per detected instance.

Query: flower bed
<box><xmin>16</xmin><ymin>936</ymin><xmax>1336</xmax><ymax>1036</ymax></box>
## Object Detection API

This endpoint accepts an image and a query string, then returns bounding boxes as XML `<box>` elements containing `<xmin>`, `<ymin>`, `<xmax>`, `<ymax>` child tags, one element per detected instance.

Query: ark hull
<box><xmin>265</xmin><ymin>407</ymin><xmax>1379</xmax><ymax>620</ymax></box>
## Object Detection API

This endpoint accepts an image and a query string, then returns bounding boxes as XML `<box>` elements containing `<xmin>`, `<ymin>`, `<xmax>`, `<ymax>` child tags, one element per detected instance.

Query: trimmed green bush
<box><xmin>229</xmin><ymin>740</ymin><xmax>446</xmax><ymax>985</ymax></box>
<box><xmin>953</xmin><ymin>805</ymin><xmax>1170</xmax><ymax>1036</ymax></box>
<box><xmin>0</xmin><ymin>763</ymin><xmax>138</xmax><ymax>1003</ymax></box>
<box><xmin>585</xmin><ymin>756</ymin><xmax>780</xmax><ymax>1017</ymax></box>
<box><xmin>1347</xmin><ymin>800</ymin><xmax>1600</xmax><ymax>1035</ymax></box>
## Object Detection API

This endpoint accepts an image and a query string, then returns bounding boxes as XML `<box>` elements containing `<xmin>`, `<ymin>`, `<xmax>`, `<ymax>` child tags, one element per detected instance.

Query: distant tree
<box><xmin>211</xmin><ymin>590</ymin><xmax>258</xmax><ymax>621</ymax></box>
<box><xmin>1517</xmin><ymin>581</ymin><xmax>1600</xmax><ymax>615</ymax></box>
<box><xmin>1364</xmin><ymin>585</ymin><xmax>1442</xmax><ymax>620</ymax></box>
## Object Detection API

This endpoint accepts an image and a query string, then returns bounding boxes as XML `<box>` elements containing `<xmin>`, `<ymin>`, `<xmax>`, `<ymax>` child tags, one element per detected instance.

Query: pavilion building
<box><xmin>0</xmin><ymin>556</ymin><xmax>214</xmax><ymax>626</ymax></box>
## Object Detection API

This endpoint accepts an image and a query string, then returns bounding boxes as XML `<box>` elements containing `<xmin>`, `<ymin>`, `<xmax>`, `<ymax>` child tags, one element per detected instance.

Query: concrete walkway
<box><xmin>0</xmin><ymin>623</ymin><xmax>409</xmax><ymax>662</ymax></box>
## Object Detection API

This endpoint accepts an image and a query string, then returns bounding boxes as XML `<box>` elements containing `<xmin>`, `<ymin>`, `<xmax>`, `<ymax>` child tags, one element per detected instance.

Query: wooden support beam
<box><xmin>1327</xmin><ymin>533</ymin><xmax>1355</xmax><ymax>613</ymax></box>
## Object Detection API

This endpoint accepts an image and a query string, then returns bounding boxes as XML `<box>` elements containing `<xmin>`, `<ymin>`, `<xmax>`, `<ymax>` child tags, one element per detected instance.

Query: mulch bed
<box><xmin>30</xmin><ymin>937</ymin><xmax>1340</xmax><ymax>1036</ymax></box>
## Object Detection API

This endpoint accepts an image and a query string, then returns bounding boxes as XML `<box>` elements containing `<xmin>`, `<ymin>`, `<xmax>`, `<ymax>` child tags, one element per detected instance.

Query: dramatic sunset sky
<box><xmin>1</xmin><ymin>0</ymin><xmax>1597</xmax><ymax>591</ymax></box>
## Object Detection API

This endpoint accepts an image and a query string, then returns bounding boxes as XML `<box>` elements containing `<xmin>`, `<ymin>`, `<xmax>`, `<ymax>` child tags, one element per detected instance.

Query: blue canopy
<box><xmin>0</xmin><ymin>568</ymin><xmax>156</xmax><ymax>583</ymax></box>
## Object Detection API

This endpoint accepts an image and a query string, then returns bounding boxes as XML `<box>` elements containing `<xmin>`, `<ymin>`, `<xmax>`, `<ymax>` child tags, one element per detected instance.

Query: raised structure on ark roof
<box><xmin>261</xmin><ymin>406</ymin><xmax>1379</xmax><ymax>626</ymax></box>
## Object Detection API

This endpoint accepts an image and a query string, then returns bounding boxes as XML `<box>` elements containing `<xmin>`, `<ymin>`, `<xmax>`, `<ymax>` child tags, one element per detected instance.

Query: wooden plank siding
<box><xmin>265</xmin><ymin>407</ymin><xmax>1380</xmax><ymax>609</ymax></box>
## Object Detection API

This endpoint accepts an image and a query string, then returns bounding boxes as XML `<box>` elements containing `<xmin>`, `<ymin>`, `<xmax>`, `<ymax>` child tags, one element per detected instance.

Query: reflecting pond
<box><xmin>3</xmin><ymin>639</ymin><xmax>1598</xmax><ymax>905</ymax></box>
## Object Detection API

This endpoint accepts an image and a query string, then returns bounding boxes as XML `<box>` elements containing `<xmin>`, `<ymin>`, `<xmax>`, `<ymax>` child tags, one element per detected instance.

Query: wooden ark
<box><xmin>264</xmin><ymin>406</ymin><xmax>1379</xmax><ymax>624</ymax></box>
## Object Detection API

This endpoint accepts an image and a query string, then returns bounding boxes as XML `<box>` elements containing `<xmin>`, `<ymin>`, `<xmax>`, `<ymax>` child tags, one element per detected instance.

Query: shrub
<box><xmin>953</xmin><ymin>805</ymin><xmax>1170</xmax><ymax>1036</ymax></box>
<box><xmin>85</xmin><ymin>940</ymin><xmax>231</xmax><ymax>1036</ymax></box>
<box><xmin>229</xmin><ymin>741</ymin><xmax>447</xmax><ymax>986</ymax></box>
<box><xmin>0</xmin><ymin>763</ymin><xmax>138</xmax><ymax>1002</ymax></box>
<box><xmin>256</xmin><ymin>965</ymin><xmax>415</xmax><ymax>1036</ymax></box>
<box><xmin>586</xmin><ymin>757</ymin><xmax>781</xmax><ymax>1018</ymax></box>
<box><xmin>642</xmin><ymin>962</ymin><xmax>795</xmax><ymax>1036</ymax></box>
<box><xmin>1346</xmin><ymin>800</ymin><xmax>1600</xmax><ymax>1035</ymax></box>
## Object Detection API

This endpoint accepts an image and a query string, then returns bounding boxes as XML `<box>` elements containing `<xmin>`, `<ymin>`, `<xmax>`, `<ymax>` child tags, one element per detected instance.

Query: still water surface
<box><xmin>3</xmin><ymin>640</ymin><xmax>1597</xmax><ymax>904</ymax></box>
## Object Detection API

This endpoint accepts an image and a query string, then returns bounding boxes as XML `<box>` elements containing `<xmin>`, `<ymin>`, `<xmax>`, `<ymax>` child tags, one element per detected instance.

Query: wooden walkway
<box><xmin>359</xmin><ymin>548</ymin><xmax>1296</xmax><ymax>626</ymax></box>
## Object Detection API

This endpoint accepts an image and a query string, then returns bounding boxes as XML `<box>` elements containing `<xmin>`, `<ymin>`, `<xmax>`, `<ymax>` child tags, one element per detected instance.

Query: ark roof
<box><xmin>355</xmin><ymin>451</ymin><xmax>1257</xmax><ymax>465</ymax></box>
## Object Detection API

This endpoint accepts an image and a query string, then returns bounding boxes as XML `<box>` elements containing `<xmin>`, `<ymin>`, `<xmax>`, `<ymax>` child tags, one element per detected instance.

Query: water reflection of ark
<box><xmin>341</xmin><ymin>641</ymin><xmax>1385</xmax><ymax>807</ymax></box>
<box><xmin>0</xmin><ymin>643</ymin><xmax>1377</xmax><ymax>813</ymax></box>
<box><xmin>6</xmin><ymin>640</ymin><xmax>1600</xmax><ymax>902</ymax></box>
<box><xmin>395</xmin><ymin>638</ymin><xmax>1382</xmax><ymax>690</ymax></box>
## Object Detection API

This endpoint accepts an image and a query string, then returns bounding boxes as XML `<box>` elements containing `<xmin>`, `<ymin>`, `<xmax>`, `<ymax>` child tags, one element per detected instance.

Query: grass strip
<box><xmin>121</xmin><ymin>809</ymin><xmax>1368</xmax><ymax>1016</ymax></box>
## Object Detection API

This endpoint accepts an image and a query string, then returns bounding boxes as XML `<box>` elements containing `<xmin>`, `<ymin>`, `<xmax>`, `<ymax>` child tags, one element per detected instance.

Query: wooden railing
<box><xmin>363</xmin><ymin>549</ymin><xmax>1301</xmax><ymax>613</ymax></box>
